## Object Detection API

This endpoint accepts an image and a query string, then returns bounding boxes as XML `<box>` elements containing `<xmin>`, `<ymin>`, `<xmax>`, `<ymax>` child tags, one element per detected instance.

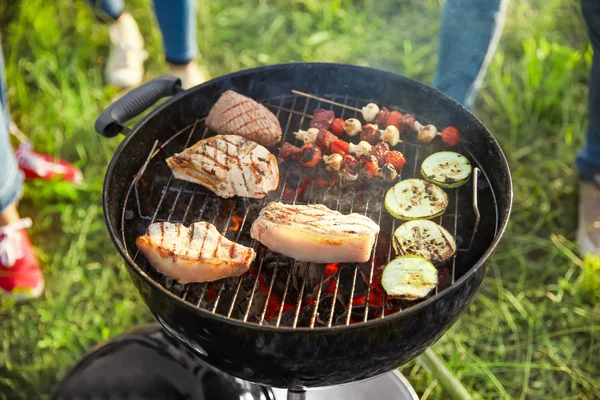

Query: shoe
<box><xmin>577</xmin><ymin>180</ymin><xmax>600</xmax><ymax>256</ymax></box>
<box><xmin>105</xmin><ymin>13</ymin><xmax>148</xmax><ymax>88</ymax></box>
<box><xmin>168</xmin><ymin>62</ymin><xmax>207</xmax><ymax>90</ymax></box>
<box><xmin>14</xmin><ymin>142</ymin><xmax>83</xmax><ymax>183</ymax></box>
<box><xmin>0</xmin><ymin>218</ymin><xmax>44</xmax><ymax>300</ymax></box>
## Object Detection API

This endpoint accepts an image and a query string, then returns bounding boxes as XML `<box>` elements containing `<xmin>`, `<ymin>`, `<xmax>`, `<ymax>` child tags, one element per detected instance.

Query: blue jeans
<box><xmin>432</xmin><ymin>0</ymin><xmax>509</xmax><ymax>110</ymax></box>
<box><xmin>0</xmin><ymin>40</ymin><xmax>24</xmax><ymax>213</ymax></box>
<box><xmin>434</xmin><ymin>0</ymin><xmax>599</xmax><ymax>182</ymax></box>
<box><xmin>88</xmin><ymin>0</ymin><xmax>198</xmax><ymax>65</ymax></box>
<box><xmin>577</xmin><ymin>0</ymin><xmax>600</xmax><ymax>183</ymax></box>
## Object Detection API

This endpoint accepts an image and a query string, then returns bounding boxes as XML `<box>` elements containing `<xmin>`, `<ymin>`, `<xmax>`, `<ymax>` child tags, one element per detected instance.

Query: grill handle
<box><xmin>95</xmin><ymin>75</ymin><xmax>183</xmax><ymax>138</ymax></box>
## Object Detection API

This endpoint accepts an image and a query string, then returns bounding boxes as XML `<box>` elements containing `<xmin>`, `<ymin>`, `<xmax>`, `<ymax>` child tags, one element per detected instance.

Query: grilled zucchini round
<box><xmin>392</xmin><ymin>219</ymin><xmax>456</xmax><ymax>263</ymax></box>
<box><xmin>384</xmin><ymin>179</ymin><xmax>448</xmax><ymax>220</ymax></box>
<box><xmin>381</xmin><ymin>255</ymin><xmax>438</xmax><ymax>300</ymax></box>
<box><xmin>421</xmin><ymin>151</ymin><xmax>472</xmax><ymax>188</ymax></box>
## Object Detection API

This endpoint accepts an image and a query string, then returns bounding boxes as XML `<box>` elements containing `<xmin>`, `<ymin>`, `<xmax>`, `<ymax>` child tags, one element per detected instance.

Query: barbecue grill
<box><xmin>96</xmin><ymin>63</ymin><xmax>512</xmax><ymax>399</ymax></box>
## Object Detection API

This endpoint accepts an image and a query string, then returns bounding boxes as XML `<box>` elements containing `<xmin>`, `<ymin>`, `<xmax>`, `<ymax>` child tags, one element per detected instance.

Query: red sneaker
<box><xmin>0</xmin><ymin>218</ymin><xmax>44</xmax><ymax>300</ymax></box>
<box><xmin>14</xmin><ymin>142</ymin><xmax>83</xmax><ymax>184</ymax></box>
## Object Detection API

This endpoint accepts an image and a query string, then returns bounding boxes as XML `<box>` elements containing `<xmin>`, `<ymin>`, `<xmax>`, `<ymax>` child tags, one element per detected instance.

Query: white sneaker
<box><xmin>577</xmin><ymin>180</ymin><xmax>600</xmax><ymax>256</ymax></box>
<box><xmin>105</xmin><ymin>13</ymin><xmax>148</xmax><ymax>88</ymax></box>
<box><xmin>168</xmin><ymin>62</ymin><xmax>207</xmax><ymax>90</ymax></box>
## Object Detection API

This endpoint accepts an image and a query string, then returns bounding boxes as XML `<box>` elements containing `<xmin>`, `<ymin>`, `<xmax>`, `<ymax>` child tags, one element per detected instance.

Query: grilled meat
<box><xmin>205</xmin><ymin>90</ymin><xmax>282</xmax><ymax>147</ymax></box>
<box><xmin>278</xmin><ymin>142</ymin><xmax>302</xmax><ymax>162</ymax></box>
<box><xmin>310</xmin><ymin>109</ymin><xmax>335</xmax><ymax>130</ymax></box>
<box><xmin>375</xmin><ymin>106</ymin><xmax>390</xmax><ymax>128</ymax></box>
<box><xmin>316</xmin><ymin>128</ymin><xmax>338</xmax><ymax>152</ymax></box>
<box><xmin>166</xmin><ymin>134</ymin><xmax>279</xmax><ymax>199</ymax></box>
<box><xmin>136</xmin><ymin>221</ymin><xmax>256</xmax><ymax>283</ymax></box>
<box><xmin>360</xmin><ymin>124</ymin><xmax>380</xmax><ymax>144</ymax></box>
<box><xmin>250</xmin><ymin>202</ymin><xmax>380</xmax><ymax>263</ymax></box>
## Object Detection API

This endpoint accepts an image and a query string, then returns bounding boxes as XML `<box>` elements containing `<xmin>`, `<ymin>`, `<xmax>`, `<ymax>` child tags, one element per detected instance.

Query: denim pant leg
<box><xmin>0</xmin><ymin>41</ymin><xmax>24</xmax><ymax>213</ymax></box>
<box><xmin>87</xmin><ymin>0</ymin><xmax>124</xmax><ymax>21</ymax></box>
<box><xmin>153</xmin><ymin>0</ymin><xmax>198</xmax><ymax>65</ymax></box>
<box><xmin>432</xmin><ymin>0</ymin><xmax>509</xmax><ymax>109</ymax></box>
<box><xmin>577</xmin><ymin>0</ymin><xmax>600</xmax><ymax>183</ymax></box>
<box><xmin>88</xmin><ymin>0</ymin><xmax>197</xmax><ymax>65</ymax></box>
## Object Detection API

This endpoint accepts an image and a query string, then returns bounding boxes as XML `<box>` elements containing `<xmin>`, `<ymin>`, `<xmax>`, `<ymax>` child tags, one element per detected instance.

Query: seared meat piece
<box><xmin>316</xmin><ymin>128</ymin><xmax>338</xmax><ymax>152</ymax></box>
<box><xmin>136</xmin><ymin>221</ymin><xmax>256</xmax><ymax>283</ymax></box>
<box><xmin>250</xmin><ymin>202</ymin><xmax>380</xmax><ymax>263</ymax></box>
<box><xmin>205</xmin><ymin>90</ymin><xmax>282</xmax><ymax>147</ymax></box>
<box><xmin>370</xmin><ymin>142</ymin><xmax>390</xmax><ymax>167</ymax></box>
<box><xmin>360</xmin><ymin>124</ymin><xmax>380</xmax><ymax>144</ymax></box>
<box><xmin>278</xmin><ymin>142</ymin><xmax>302</xmax><ymax>162</ymax></box>
<box><xmin>375</xmin><ymin>106</ymin><xmax>390</xmax><ymax>128</ymax></box>
<box><xmin>310</xmin><ymin>109</ymin><xmax>335</xmax><ymax>130</ymax></box>
<box><xmin>166</xmin><ymin>134</ymin><xmax>279</xmax><ymax>199</ymax></box>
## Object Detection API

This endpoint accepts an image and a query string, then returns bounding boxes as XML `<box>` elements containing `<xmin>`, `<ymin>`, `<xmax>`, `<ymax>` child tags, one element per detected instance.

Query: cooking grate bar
<box><xmin>226</xmin><ymin>96</ymin><xmax>292</xmax><ymax>318</ymax></box>
<box><xmin>240</xmin><ymin>95</ymin><xmax>311</xmax><ymax>325</ymax></box>
<box><xmin>308</xmin><ymin>95</ymin><xmax>350</xmax><ymax>328</ymax></box>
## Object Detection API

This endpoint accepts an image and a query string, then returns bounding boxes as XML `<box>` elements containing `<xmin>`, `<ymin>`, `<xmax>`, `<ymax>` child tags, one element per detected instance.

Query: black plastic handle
<box><xmin>95</xmin><ymin>75</ymin><xmax>183</xmax><ymax>138</ymax></box>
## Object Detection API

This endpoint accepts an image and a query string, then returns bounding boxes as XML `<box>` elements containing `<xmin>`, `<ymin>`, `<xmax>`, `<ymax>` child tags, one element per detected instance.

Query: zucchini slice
<box><xmin>384</xmin><ymin>179</ymin><xmax>448</xmax><ymax>220</ymax></box>
<box><xmin>421</xmin><ymin>151</ymin><xmax>472</xmax><ymax>188</ymax></box>
<box><xmin>392</xmin><ymin>219</ymin><xmax>456</xmax><ymax>263</ymax></box>
<box><xmin>381</xmin><ymin>255</ymin><xmax>438</xmax><ymax>300</ymax></box>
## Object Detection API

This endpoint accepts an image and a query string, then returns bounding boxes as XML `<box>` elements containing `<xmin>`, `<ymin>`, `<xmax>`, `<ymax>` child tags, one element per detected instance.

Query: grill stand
<box><xmin>287</xmin><ymin>389</ymin><xmax>307</xmax><ymax>400</ymax></box>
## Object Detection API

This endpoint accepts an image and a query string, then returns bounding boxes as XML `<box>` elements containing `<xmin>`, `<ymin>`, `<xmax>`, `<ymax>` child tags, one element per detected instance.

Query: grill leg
<box><xmin>287</xmin><ymin>388</ymin><xmax>306</xmax><ymax>400</ymax></box>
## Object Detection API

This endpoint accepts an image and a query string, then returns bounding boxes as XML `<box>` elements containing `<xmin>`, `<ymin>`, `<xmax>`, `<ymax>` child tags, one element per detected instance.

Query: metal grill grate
<box><xmin>120</xmin><ymin>92</ymin><xmax>488</xmax><ymax>329</ymax></box>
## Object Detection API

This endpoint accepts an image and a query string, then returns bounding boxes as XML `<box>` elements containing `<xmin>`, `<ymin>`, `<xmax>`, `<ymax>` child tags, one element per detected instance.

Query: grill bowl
<box><xmin>98</xmin><ymin>63</ymin><xmax>512</xmax><ymax>388</ymax></box>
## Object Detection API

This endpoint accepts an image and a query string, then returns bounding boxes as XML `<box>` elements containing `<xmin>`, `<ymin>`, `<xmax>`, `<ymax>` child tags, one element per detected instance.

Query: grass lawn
<box><xmin>1</xmin><ymin>0</ymin><xmax>599</xmax><ymax>398</ymax></box>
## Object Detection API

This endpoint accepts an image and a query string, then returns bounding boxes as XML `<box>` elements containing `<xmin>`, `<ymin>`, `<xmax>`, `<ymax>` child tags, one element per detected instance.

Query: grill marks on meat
<box><xmin>205</xmin><ymin>90</ymin><xmax>282</xmax><ymax>147</ymax></box>
<box><xmin>136</xmin><ymin>221</ymin><xmax>256</xmax><ymax>283</ymax></box>
<box><xmin>166</xmin><ymin>134</ymin><xmax>279</xmax><ymax>199</ymax></box>
<box><xmin>250</xmin><ymin>202</ymin><xmax>380</xmax><ymax>263</ymax></box>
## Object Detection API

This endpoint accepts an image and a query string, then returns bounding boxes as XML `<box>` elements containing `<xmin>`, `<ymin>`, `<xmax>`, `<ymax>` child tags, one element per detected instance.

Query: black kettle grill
<box><xmin>93</xmin><ymin>63</ymin><xmax>512</xmax><ymax>399</ymax></box>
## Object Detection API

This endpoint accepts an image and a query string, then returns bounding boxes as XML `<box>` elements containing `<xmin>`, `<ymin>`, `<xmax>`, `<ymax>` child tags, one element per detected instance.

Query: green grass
<box><xmin>1</xmin><ymin>0</ymin><xmax>599</xmax><ymax>398</ymax></box>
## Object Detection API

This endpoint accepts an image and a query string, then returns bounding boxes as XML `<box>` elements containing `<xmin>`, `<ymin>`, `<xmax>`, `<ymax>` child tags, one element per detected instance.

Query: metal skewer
<box><xmin>292</xmin><ymin>90</ymin><xmax>362</xmax><ymax>113</ymax></box>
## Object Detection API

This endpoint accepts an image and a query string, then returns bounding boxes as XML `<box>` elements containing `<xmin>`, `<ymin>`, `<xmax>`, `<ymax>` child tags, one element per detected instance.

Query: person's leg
<box><xmin>86</xmin><ymin>0</ymin><xmax>148</xmax><ymax>88</ymax></box>
<box><xmin>0</xmin><ymin>41</ymin><xmax>44</xmax><ymax>300</ymax></box>
<box><xmin>87</xmin><ymin>0</ymin><xmax>124</xmax><ymax>22</ymax></box>
<box><xmin>432</xmin><ymin>0</ymin><xmax>509</xmax><ymax>109</ymax></box>
<box><xmin>577</xmin><ymin>0</ymin><xmax>600</xmax><ymax>256</ymax></box>
<box><xmin>153</xmin><ymin>0</ymin><xmax>205</xmax><ymax>89</ymax></box>
<box><xmin>0</xmin><ymin>38</ymin><xmax>22</xmax><ymax>217</ymax></box>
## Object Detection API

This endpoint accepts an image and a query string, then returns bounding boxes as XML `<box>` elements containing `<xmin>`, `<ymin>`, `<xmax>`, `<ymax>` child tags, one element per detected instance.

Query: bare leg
<box><xmin>0</xmin><ymin>203</ymin><xmax>19</xmax><ymax>227</ymax></box>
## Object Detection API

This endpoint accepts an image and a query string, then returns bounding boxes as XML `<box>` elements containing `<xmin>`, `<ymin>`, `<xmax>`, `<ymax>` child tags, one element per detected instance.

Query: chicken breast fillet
<box><xmin>250</xmin><ymin>202</ymin><xmax>380</xmax><ymax>263</ymax></box>
<box><xmin>166</xmin><ymin>134</ymin><xmax>279</xmax><ymax>199</ymax></box>
<box><xmin>136</xmin><ymin>221</ymin><xmax>256</xmax><ymax>283</ymax></box>
<box><xmin>205</xmin><ymin>90</ymin><xmax>282</xmax><ymax>147</ymax></box>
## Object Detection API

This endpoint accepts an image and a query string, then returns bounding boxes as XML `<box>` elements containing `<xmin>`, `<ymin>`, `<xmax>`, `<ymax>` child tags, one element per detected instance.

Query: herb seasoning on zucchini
<box><xmin>381</xmin><ymin>255</ymin><xmax>438</xmax><ymax>300</ymax></box>
<box><xmin>421</xmin><ymin>151</ymin><xmax>472</xmax><ymax>188</ymax></box>
<box><xmin>384</xmin><ymin>179</ymin><xmax>448</xmax><ymax>220</ymax></box>
<box><xmin>393</xmin><ymin>219</ymin><xmax>456</xmax><ymax>263</ymax></box>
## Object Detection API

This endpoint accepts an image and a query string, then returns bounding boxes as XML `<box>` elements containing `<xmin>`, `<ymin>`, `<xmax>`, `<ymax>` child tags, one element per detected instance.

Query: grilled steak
<box><xmin>136</xmin><ymin>221</ymin><xmax>256</xmax><ymax>283</ymax></box>
<box><xmin>205</xmin><ymin>90</ymin><xmax>282</xmax><ymax>147</ymax></box>
<box><xmin>166</xmin><ymin>134</ymin><xmax>279</xmax><ymax>199</ymax></box>
<box><xmin>250</xmin><ymin>202</ymin><xmax>380</xmax><ymax>263</ymax></box>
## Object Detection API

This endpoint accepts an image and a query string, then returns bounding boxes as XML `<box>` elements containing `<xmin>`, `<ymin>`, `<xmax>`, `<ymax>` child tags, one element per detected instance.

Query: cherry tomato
<box><xmin>330</xmin><ymin>118</ymin><xmax>345</xmax><ymax>136</ymax></box>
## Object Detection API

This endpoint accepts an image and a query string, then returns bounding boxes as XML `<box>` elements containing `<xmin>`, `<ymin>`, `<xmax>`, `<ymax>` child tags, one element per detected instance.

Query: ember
<box><xmin>229</xmin><ymin>214</ymin><xmax>242</xmax><ymax>232</ymax></box>
<box><xmin>325</xmin><ymin>263</ymin><xmax>338</xmax><ymax>277</ymax></box>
